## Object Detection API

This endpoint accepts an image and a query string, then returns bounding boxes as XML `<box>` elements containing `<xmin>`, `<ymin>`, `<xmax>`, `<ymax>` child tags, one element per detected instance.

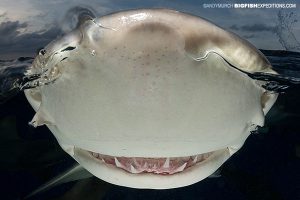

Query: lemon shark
<box><xmin>24</xmin><ymin>9</ymin><xmax>278</xmax><ymax>191</ymax></box>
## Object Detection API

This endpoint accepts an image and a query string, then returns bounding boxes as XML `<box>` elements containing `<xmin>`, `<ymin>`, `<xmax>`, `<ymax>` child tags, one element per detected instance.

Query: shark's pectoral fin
<box><xmin>24</xmin><ymin>164</ymin><xmax>93</xmax><ymax>199</ymax></box>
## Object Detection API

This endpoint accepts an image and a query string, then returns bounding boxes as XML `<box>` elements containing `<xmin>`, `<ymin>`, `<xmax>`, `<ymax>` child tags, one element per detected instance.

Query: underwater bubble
<box><xmin>0</xmin><ymin>57</ymin><xmax>36</xmax><ymax>103</ymax></box>
<box><xmin>91</xmin><ymin>50</ymin><xmax>96</xmax><ymax>56</ymax></box>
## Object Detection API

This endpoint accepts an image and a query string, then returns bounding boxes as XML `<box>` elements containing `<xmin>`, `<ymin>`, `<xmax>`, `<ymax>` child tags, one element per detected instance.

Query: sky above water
<box><xmin>0</xmin><ymin>0</ymin><xmax>299</xmax><ymax>59</ymax></box>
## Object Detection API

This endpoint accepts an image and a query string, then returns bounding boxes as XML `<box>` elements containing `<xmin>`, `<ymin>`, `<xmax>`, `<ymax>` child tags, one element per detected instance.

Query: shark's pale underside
<box><xmin>24</xmin><ymin>9</ymin><xmax>278</xmax><ymax>189</ymax></box>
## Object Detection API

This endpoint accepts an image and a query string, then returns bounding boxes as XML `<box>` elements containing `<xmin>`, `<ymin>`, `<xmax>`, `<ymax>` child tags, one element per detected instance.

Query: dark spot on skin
<box><xmin>184</xmin><ymin>34</ymin><xmax>201</xmax><ymax>54</ymax></box>
<box><xmin>61</xmin><ymin>46</ymin><xmax>76</xmax><ymax>52</ymax></box>
<box><xmin>130</xmin><ymin>22</ymin><xmax>173</xmax><ymax>34</ymax></box>
<box><xmin>184</xmin><ymin>33</ymin><xmax>227</xmax><ymax>54</ymax></box>
<box><xmin>60</xmin><ymin>57</ymin><xmax>68</xmax><ymax>62</ymax></box>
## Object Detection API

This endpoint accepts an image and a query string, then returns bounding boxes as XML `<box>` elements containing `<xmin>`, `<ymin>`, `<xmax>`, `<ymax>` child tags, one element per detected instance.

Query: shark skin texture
<box><xmin>24</xmin><ymin>9</ymin><xmax>278</xmax><ymax>189</ymax></box>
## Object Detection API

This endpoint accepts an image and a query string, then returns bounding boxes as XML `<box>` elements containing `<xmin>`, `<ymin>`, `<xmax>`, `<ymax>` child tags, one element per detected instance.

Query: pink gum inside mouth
<box><xmin>88</xmin><ymin>151</ymin><xmax>214</xmax><ymax>175</ymax></box>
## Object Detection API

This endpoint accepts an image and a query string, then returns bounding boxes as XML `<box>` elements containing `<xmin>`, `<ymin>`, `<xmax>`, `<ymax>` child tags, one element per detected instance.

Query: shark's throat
<box><xmin>88</xmin><ymin>150</ymin><xmax>214</xmax><ymax>175</ymax></box>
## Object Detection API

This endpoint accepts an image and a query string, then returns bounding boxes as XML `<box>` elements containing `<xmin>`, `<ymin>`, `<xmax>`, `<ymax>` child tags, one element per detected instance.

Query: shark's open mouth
<box><xmin>87</xmin><ymin>150</ymin><xmax>214</xmax><ymax>175</ymax></box>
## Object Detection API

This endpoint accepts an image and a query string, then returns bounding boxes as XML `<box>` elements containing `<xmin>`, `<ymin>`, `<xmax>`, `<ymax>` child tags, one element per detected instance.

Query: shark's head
<box><xmin>25</xmin><ymin>9</ymin><xmax>278</xmax><ymax>189</ymax></box>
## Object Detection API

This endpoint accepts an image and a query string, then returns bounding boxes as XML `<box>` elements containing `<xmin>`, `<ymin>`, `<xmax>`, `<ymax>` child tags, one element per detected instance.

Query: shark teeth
<box><xmin>172</xmin><ymin>162</ymin><xmax>187</xmax><ymax>174</ymax></box>
<box><xmin>193</xmin><ymin>155</ymin><xmax>198</xmax><ymax>164</ymax></box>
<box><xmin>163</xmin><ymin>158</ymin><xmax>170</xmax><ymax>168</ymax></box>
<box><xmin>130</xmin><ymin>165</ymin><xmax>140</xmax><ymax>173</ymax></box>
<box><xmin>114</xmin><ymin>157</ymin><xmax>123</xmax><ymax>168</ymax></box>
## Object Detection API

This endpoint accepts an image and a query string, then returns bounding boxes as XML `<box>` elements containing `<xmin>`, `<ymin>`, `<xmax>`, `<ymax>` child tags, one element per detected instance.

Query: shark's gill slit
<box><xmin>61</xmin><ymin>46</ymin><xmax>76</xmax><ymax>52</ymax></box>
<box><xmin>85</xmin><ymin>149</ymin><xmax>214</xmax><ymax>175</ymax></box>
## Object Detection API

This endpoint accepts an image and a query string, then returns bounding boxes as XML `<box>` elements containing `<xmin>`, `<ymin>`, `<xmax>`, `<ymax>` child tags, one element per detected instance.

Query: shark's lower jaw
<box><xmin>87</xmin><ymin>150</ymin><xmax>214</xmax><ymax>175</ymax></box>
